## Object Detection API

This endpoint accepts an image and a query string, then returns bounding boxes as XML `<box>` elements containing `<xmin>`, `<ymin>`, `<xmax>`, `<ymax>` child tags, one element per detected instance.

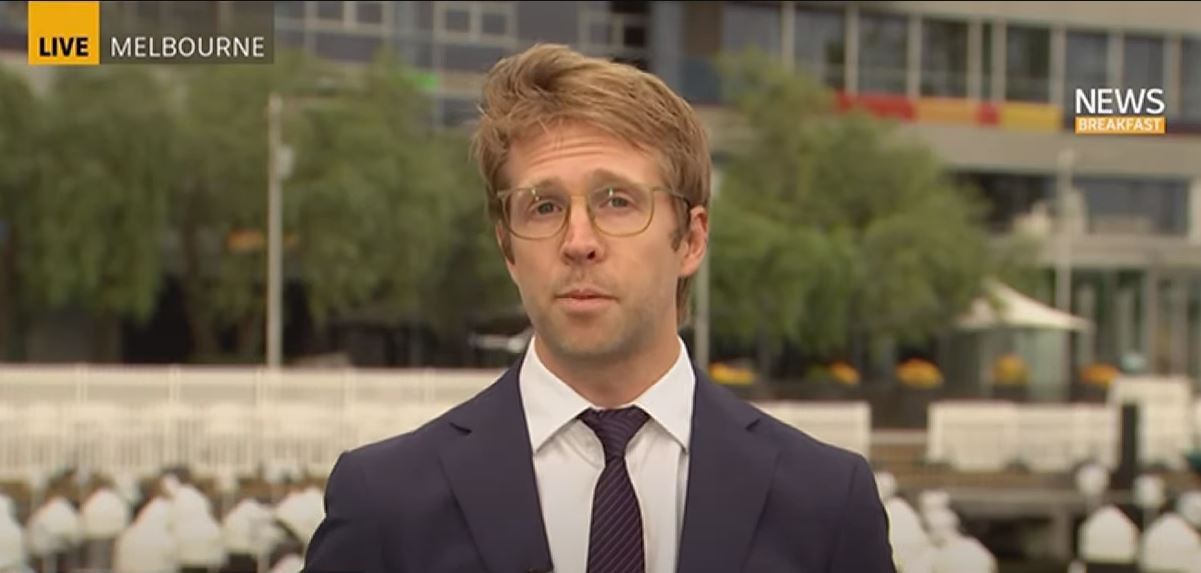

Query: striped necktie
<box><xmin>578</xmin><ymin>406</ymin><xmax>651</xmax><ymax>573</ymax></box>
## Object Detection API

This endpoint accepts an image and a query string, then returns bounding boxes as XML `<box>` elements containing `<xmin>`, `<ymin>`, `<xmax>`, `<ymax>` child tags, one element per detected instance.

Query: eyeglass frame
<box><xmin>495</xmin><ymin>184</ymin><xmax>693</xmax><ymax>240</ymax></box>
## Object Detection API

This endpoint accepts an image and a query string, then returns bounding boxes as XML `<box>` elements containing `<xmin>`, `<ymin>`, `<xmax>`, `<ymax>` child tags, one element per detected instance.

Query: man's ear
<box><xmin>678</xmin><ymin>206</ymin><xmax>708</xmax><ymax>279</ymax></box>
<box><xmin>496</xmin><ymin>223</ymin><xmax>518</xmax><ymax>275</ymax></box>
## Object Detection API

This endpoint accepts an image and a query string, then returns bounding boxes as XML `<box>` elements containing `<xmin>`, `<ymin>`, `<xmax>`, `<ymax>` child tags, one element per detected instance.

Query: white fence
<box><xmin>926</xmin><ymin>376</ymin><xmax>1201</xmax><ymax>473</ymax></box>
<box><xmin>5</xmin><ymin>367</ymin><xmax>1200</xmax><ymax>483</ymax></box>
<box><xmin>0</xmin><ymin>365</ymin><xmax>884</xmax><ymax>486</ymax></box>
<box><xmin>927</xmin><ymin>401</ymin><xmax>1121</xmax><ymax>472</ymax></box>
<box><xmin>0</xmin><ymin>365</ymin><xmax>503</xmax><ymax>486</ymax></box>
<box><xmin>753</xmin><ymin>400</ymin><xmax>872</xmax><ymax>459</ymax></box>
<box><xmin>0</xmin><ymin>365</ymin><xmax>505</xmax><ymax>407</ymax></box>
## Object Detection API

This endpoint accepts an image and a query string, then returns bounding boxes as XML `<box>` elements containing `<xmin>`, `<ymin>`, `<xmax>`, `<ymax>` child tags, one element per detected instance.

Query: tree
<box><xmin>413</xmin><ymin>132</ymin><xmax>521</xmax><ymax>359</ymax></box>
<box><xmin>286</xmin><ymin>54</ymin><xmax>518</xmax><ymax>364</ymax></box>
<box><xmin>710</xmin><ymin>50</ymin><xmax>1038</xmax><ymax>380</ymax></box>
<box><xmin>0</xmin><ymin>65</ymin><xmax>40</xmax><ymax>360</ymax></box>
<box><xmin>16</xmin><ymin>66</ymin><xmax>176</xmax><ymax>361</ymax></box>
<box><xmin>287</xmin><ymin>56</ymin><xmax>456</xmax><ymax>327</ymax></box>
<box><xmin>168</xmin><ymin>51</ymin><xmax>514</xmax><ymax>364</ymax></box>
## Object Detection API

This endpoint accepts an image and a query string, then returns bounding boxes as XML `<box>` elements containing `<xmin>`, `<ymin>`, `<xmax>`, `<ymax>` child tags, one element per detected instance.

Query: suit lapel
<box><xmin>439</xmin><ymin>366</ymin><xmax>554</xmax><ymax>573</ymax></box>
<box><xmin>677</xmin><ymin>369</ymin><xmax>780</xmax><ymax>573</ymax></box>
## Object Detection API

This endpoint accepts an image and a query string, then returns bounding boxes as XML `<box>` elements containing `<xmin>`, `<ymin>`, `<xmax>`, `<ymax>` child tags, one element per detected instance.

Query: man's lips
<box><xmin>557</xmin><ymin>289</ymin><xmax>614</xmax><ymax>300</ymax></box>
<box><xmin>555</xmin><ymin>289</ymin><xmax>615</xmax><ymax>312</ymax></box>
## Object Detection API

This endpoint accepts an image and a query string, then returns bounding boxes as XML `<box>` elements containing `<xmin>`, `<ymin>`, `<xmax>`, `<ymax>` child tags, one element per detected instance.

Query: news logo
<box><xmin>26</xmin><ymin>1</ymin><xmax>275</xmax><ymax>66</ymax></box>
<box><xmin>1073</xmin><ymin>88</ymin><xmax>1166</xmax><ymax>135</ymax></box>
<box><xmin>27</xmin><ymin>1</ymin><xmax>99</xmax><ymax>65</ymax></box>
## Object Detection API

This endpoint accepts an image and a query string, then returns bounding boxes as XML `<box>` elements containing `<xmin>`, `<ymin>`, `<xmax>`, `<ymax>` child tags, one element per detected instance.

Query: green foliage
<box><xmin>711</xmin><ymin>50</ymin><xmax>1038</xmax><ymax>361</ymax></box>
<box><xmin>167</xmin><ymin>54</ymin><xmax>323</xmax><ymax>339</ymax></box>
<box><xmin>21</xmin><ymin>66</ymin><xmax>175</xmax><ymax>322</ymax></box>
<box><xmin>0</xmin><ymin>49</ymin><xmax>518</xmax><ymax>362</ymax></box>
<box><xmin>288</xmin><ymin>55</ymin><xmax>452</xmax><ymax>326</ymax></box>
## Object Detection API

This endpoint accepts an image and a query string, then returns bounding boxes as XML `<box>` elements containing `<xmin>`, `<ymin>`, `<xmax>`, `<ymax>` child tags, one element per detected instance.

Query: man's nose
<box><xmin>560</xmin><ymin>197</ymin><xmax>602</xmax><ymax>263</ymax></box>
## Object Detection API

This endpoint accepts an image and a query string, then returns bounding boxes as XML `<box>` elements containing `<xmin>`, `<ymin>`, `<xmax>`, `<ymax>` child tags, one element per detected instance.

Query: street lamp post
<box><xmin>693</xmin><ymin>169</ymin><xmax>722</xmax><ymax>371</ymax></box>
<box><xmin>1055</xmin><ymin>148</ymin><xmax>1076</xmax><ymax>315</ymax></box>
<box><xmin>266</xmin><ymin>93</ymin><xmax>285</xmax><ymax>369</ymax></box>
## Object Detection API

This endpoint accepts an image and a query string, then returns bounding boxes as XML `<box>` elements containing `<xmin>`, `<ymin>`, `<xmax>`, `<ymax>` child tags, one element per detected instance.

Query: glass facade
<box><xmin>981</xmin><ymin>22</ymin><xmax>993</xmax><ymax>99</ymax></box>
<box><xmin>1006</xmin><ymin>25</ymin><xmax>1051</xmax><ymax>102</ymax></box>
<box><xmin>922</xmin><ymin>18</ymin><xmax>968</xmax><ymax>97</ymax></box>
<box><xmin>1184</xmin><ymin>37</ymin><xmax>1201</xmax><ymax>119</ymax></box>
<box><xmin>1064</xmin><ymin>31</ymin><xmax>1109</xmax><ymax>113</ymax></box>
<box><xmin>956</xmin><ymin>173</ymin><xmax>1053</xmax><ymax>233</ymax></box>
<box><xmin>1077</xmin><ymin>177</ymin><xmax>1190</xmax><ymax>237</ymax></box>
<box><xmin>794</xmin><ymin>6</ymin><xmax>845</xmax><ymax>89</ymax></box>
<box><xmin>1122</xmin><ymin>35</ymin><xmax>1164</xmax><ymax>92</ymax></box>
<box><xmin>2</xmin><ymin>0</ymin><xmax>1194</xmax><ymax>129</ymax></box>
<box><xmin>858</xmin><ymin>11</ymin><xmax>908</xmax><ymax>94</ymax></box>
<box><xmin>722</xmin><ymin>2</ymin><xmax>781</xmax><ymax>57</ymax></box>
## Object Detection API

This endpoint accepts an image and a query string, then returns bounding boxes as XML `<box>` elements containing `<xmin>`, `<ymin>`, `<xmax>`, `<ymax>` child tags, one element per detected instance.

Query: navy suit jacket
<box><xmin>303</xmin><ymin>361</ymin><xmax>895</xmax><ymax>573</ymax></box>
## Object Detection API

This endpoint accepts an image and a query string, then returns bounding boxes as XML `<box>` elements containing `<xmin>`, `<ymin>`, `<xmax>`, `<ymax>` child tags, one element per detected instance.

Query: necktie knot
<box><xmin>579</xmin><ymin>406</ymin><xmax>649</xmax><ymax>462</ymax></box>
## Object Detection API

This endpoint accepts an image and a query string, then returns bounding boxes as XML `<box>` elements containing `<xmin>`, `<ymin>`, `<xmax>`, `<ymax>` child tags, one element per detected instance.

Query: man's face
<box><xmin>499</xmin><ymin>122</ymin><xmax>707</xmax><ymax>364</ymax></box>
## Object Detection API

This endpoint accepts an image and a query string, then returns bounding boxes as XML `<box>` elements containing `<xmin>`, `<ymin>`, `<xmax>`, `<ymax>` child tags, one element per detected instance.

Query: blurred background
<box><xmin>0</xmin><ymin>1</ymin><xmax>1200</xmax><ymax>572</ymax></box>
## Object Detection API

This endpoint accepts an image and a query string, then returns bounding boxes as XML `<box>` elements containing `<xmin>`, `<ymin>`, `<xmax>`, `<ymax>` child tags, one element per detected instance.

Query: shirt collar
<box><xmin>519</xmin><ymin>335</ymin><xmax>696</xmax><ymax>454</ymax></box>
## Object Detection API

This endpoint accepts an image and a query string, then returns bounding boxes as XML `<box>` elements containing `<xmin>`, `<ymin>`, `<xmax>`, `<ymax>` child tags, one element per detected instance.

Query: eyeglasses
<box><xmin>497</xmin><ymin>184</ymin><xmax>689</xmax><ymax>240</ymax></box>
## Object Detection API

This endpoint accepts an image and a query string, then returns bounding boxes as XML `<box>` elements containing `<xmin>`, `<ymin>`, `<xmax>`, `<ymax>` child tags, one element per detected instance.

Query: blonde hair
<box><xmin>470</xmin><ymin>43</ymin><xmax>711</xmax><ymax>327</ymax></box>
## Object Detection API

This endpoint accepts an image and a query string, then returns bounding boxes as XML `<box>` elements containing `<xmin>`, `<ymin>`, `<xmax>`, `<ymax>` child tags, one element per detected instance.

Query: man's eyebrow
<box><xmin>517</xmin><ymin>170</ymin><xmax>642</xmax><ymax>190</ymax></box>
<box><xmin>586</xmin><ymin>169</ymin><xmax>642</xmax><ymax>187</ymax></box>
<box><xmin>515</xmin><ymin>176</ymin><xmax>564</xmax><ymax>190</ymax></box>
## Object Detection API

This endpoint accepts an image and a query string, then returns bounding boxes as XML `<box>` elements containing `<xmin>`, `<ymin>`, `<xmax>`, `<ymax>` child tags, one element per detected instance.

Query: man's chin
<box><xmin>541</xmin><ymin>325</ymin><xmax>626</xmax><ymax>362</ymax></box>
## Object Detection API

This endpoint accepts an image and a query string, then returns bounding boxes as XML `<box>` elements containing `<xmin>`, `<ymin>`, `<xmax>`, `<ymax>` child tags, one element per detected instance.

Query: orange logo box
<box><xmin>27</xmin><ymin>1</ymin><xmax>100</xmax><ymax>66</ymax></box>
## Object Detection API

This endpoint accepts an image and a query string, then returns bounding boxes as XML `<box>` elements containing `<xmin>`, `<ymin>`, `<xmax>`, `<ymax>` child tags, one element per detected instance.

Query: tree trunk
<box><xmin>0</xmin><ymin>228</ymin><xmax>12</xmax><ymax>361</ymax></box>
<box><xmin>754</xmin><ymin>325</ymin><xmax>777</xmax><ymax>400</ymax></box>
<box><xmin>184</xmin><ymin>302</ymin><xmax>220</xmax><ymax>361</ymax></box>
<box><xmin>178</xmin><ymin>206</ymin><xmax>219</xmax><ymax>362</ymax></box>
<box><xmin>91</xmin><ymin>313</ymin><xmax>123</xmax><ymax>363</ymax></box>
<box><xmin>235</xmin><ymin>313</ymin><xmax>263</xmax><ymax>363</ymax></box>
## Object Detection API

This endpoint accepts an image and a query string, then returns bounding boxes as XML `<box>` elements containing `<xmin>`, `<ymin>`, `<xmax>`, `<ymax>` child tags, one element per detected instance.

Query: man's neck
<box><xmin>534</xmin><ymin>332</ymin><xmax>681</xmax><ymax>409</ymax></box>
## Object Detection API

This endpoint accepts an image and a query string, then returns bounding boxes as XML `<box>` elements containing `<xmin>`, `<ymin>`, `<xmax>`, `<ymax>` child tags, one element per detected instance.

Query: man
<box><xmin>304</xmin><ymin>43</ymin><xmax>894</xmax><ymax>573</ymax></box>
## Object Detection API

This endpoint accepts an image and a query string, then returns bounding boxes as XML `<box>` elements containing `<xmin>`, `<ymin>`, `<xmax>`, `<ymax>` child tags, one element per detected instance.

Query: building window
<box><xmin>435</xmin><ymin>1</ymin><xmax>514</xmax><ymax>43</ymax></box>
<box><xmin>355</xmin><ymin>1</ymin><xmax>383</xmax><ymax>26</ymax></box>
<box><xmin>275</xmin><ymin>1</ymin><xmax>304</xmax><ymax>21</ymax></box>
<box><xmin>981</xmin><ymin>22</ymin><xmax>993</xmax><ymax>99</ymax></box>
<box><xmin>722</xmin><ymin>2</ymin><xmax>781</xmax><ymax>57</ymax></box>
<box><xmin>516</xmin><ymin>1</ymin><xmax>578</xmax><ymax>45</ymax></box>
<box><xmin>314</xmin><ymin>31</ymin><xmax>383</xmax><ymax>63</ymax></box>
<box><xmin>441</xmin><ymin>43</ymin><xmax>510</xmax><ymax>73</ymax></box>
<box><xmin>858</xmin><ymin>11</ymin><xmax>908</xmax><ymax>95</ymax></box>
<box><xmin>481</xmin><ymin>11</ymin><xmax>508</xmax><ymax>36</ymax></box>
<box><xmin>794</xmin><ymin>6</ymin><xmax>845</xmax><ymax>89</ymax></box>
<box><xmin>1123</xmin><ymin>35</ymin><xmax>1163</xmax><ymax>91</ymax></box>
<box><xmin>316</xmin><ymin>1</ymin><xmax>344</xmax><ymax>22</ymax></box>
<box><xmin>278</xmin><ymin>29</ymin><xmax>305</xmax><ymax>50</ymax></box>
<box><xmin>1182</xmin><ymin>37</ymin><xmax>1201</xmax><ymax>119</ymax></box>
<box><xmin>1006</xmin><ymin>25</ymin><xmax>1050</xmax><ymax>102</ymax></box>
<box><xmin>922</xmin><ymin>18</ymin><xmax>968</xmax><ymax>97</ymax></box>
<box><xmin>956</xmin><ymin>172</ymin><xmax>1052</xmax><ymax>233</ymax></box>
<box><xmin>580</xmin><ymin>1</ymin><xmax>648</xmax><ymax>66</ymax></box>
<box><xmin>1065</xmin><ymin>31</ymin><xmax>1109</xmax><ymax>113</ymax></box>
<box><xmin>443</xmin><ymin>6</ymin><xmax>470</xmax><ymax>33</ymax></box>
<box><xmin>440</xmin><ymin>97</ymin><xmax>481</xmax><ymax>128</ymax></box>
<box><xmin>1077</xmin><ymin>177</ymin><xmax>1189</xmax><ymax>237</ymax></box>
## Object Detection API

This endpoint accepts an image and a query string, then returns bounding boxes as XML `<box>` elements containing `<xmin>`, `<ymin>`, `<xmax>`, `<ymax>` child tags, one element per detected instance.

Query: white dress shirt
<box><xmin>519</xmin><ymin>336</ymin><xmax>696</xmax><ymax>573</ymax></box>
